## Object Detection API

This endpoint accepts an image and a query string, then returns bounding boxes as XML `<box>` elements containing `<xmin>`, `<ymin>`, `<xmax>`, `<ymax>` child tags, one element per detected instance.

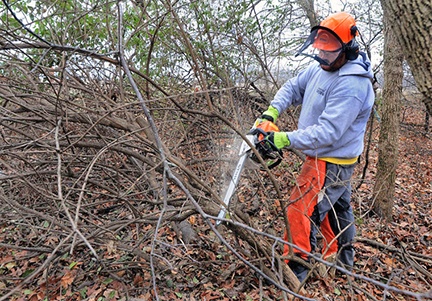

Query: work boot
<box><xmin>338</xmin><ymin>243</ymin><xmax>355</xmax><ymax>269</ymax></box>
<box><xmin>289</xmin><ymin>261</ymin><xmax>309</xmax><ymax>282</ymax></box>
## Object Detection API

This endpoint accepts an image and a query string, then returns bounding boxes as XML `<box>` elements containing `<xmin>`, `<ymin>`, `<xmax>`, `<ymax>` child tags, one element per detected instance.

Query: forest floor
<box><xmin>1</xmin><ymin>98</ymin><xmax>431</xmax><ymax>301</ymax></box>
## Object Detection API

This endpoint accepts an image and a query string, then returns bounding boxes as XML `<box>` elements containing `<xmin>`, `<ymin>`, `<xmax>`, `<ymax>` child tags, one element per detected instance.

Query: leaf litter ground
<box><xmin>1</xmin><ymin>101</ymin><xmax>431</xmax><ymax>301</ymax></box>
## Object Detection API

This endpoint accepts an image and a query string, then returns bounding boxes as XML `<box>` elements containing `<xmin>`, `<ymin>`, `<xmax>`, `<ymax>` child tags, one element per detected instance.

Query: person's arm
<box><xmin>269</xmin><ymin>65</ymin><xmax>313</xmax><ymax>116</ymax></box>
<box><xmin>253</xmin><ymin>80</ymin><xmax>299</xmax><ymax>126</ymax></box>
<box><xmin>258</xmin><ymin>66</ymin><xmax>315</xmax><ymax>150</ymax></box>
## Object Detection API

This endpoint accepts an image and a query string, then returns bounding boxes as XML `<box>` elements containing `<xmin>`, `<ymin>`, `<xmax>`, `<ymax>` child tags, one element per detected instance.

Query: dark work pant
<box><xmin>312</xmin><ymin>162</ymin><xmax>356</xmax><ymax>268</ymax></box>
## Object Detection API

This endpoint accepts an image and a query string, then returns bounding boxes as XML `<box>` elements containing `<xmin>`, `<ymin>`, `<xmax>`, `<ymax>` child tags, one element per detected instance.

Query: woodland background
<box><xmin>0</xmin><ymin>0</ymin><xmax>431</xmax><ymax>300</ymax></box>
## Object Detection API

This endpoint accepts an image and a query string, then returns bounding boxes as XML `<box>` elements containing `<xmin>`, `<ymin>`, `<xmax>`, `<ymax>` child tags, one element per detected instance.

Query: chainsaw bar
<box><xmin>216</xmin><ymin>126</ymin><xmax>283</xmax><ymax>225</ymax></box>
<box><xmin>216</xmin><ymin>134</ymin><xmax>254</xmax><ymax>226</ymax></box>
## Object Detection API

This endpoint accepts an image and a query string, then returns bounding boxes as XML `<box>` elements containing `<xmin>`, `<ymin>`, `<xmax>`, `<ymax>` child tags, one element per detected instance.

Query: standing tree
<box><xmin>372</xmin><ymin>9</ymin><xmax>403</xmax><ymax>220</ymax></box>
<box><xmin>379</xmin><ymin>0</ymin><xmax>432</xmax><ymax>115</ymax></box>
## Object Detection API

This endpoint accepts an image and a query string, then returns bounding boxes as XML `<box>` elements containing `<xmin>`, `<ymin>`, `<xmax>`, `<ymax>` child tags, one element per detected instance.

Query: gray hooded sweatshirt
<box><xmin>270</xmin><ymin>52</ymin><xmax>375</xmax><ymax>160</ymax></box>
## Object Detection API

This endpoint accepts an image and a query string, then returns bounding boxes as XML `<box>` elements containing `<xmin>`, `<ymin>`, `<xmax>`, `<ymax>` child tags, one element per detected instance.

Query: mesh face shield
<box><xmin>296</xmin><ymin>26</ymin><xmax>345</xmax><ymax>66</ymax></box>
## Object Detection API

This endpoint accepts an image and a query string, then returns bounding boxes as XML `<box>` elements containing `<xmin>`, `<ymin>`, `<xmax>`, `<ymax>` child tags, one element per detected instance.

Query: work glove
<box><xmin>261</xmin><ymin>105</ymin><xmax>279</xmax><ymax>123</ymax></box>
<box><xmin>266</xmin><ymin>131</ymin><xmax>290</xmax><ymax>150</ymax></box>
<box><xmin>253</xmin><ymin>105</ymin><xmax>279</xmax><ymax>128</ymax></box>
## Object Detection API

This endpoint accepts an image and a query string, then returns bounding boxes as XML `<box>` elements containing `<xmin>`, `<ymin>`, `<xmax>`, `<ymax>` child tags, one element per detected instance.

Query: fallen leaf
<box><xmin>61</xmin><ymin>271</ymin><xmax>75</xmax><ymax>289</ymax></box>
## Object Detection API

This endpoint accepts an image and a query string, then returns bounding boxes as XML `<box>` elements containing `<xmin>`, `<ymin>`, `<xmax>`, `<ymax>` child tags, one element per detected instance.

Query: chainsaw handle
<box><xmin>267</xmin><ymin>154</ymin><xmax>282</xmax><ymax>169</ymax></box>
<box><xmin>250</xmin><ymin>128</ymin><xmax>277</xmax><ymax>149</ymax></box>
<box><xmin>248</xmin><ymin>128</ymin><xmax>283</xmax><ymax>170</ymax></box>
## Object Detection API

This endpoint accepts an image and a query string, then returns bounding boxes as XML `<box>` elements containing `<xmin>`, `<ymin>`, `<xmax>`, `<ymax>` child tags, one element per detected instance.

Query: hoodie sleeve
<box><xmin>270</xmin><ymin>64</ymin><xmax>316</xmax><ymax>114</ymax></box>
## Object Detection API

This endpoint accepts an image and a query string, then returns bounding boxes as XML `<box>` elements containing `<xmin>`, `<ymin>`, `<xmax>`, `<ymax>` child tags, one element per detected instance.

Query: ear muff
<box><xmin>350</xmin><ymin>25</ymin><xmax>358</xmax><ymax>37</ymax></box>
<box><xmin>345</xmin><ymin>39</ymin><xmax>359</xmax><ymax>60</ymax></box>
<box><xmin>345</xmin><ymin>26</ymin><xmax>359</xmax><ymax>60</ymax></box>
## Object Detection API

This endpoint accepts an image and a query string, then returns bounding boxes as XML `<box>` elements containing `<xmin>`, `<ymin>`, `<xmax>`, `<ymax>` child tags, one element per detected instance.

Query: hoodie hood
<box><xmin>339</xmin><ymin>51</ymin><xmax>373</xmax><ymax>79</ymax></box>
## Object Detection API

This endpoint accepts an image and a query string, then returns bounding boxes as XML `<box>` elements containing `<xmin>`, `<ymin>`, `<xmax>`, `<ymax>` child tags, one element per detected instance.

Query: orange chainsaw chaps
<box><xmin>283</xmin><ymin>157</ymin><xmax>337</xmax><ymax>261</ymax></box>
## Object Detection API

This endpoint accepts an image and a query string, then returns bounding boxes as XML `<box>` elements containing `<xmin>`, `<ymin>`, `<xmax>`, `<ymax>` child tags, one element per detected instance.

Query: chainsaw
<box><xmin>216</xmin><ymin>120</ymin><xmax>283</xmax><ymax>226</ymax></box>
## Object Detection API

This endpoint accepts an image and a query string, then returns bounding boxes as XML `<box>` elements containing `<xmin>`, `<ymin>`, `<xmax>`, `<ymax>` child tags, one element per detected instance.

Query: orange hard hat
<box><xmin>319</xmin><ymin>12</ymin><xmax>357</xmax><ymax>44</ymax></box>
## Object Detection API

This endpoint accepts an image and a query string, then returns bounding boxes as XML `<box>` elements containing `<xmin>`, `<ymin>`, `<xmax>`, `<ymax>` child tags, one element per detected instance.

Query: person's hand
<box><xmin>266</xmin><ymin>132</ymin><xmax>290</xmax><ymax>150</ymax></box>
<box><xmin>261</xmin><ymin>105</ymin><xmax>279</xmax><ymax>123</ymax></box>
<box><xmin>253</xmin><ymin>105</ymin><xmax>279</xmax><ymax>128</ymax></box>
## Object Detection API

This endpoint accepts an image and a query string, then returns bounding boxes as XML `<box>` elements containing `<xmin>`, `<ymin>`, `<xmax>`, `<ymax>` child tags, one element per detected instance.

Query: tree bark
<box><xmin>372</xmin><ymin>8</ymin><xmax>403</xmax><ymax>221</ymax></box>
<box><xmin>298</xmin><ymin>0</ymin><xmax>318</xmax><ymax>27</ymax></box>
<box><xmin>380</xmin><ymin>0</ymin><xmax>432</xmax><ymax>115</ymax></box>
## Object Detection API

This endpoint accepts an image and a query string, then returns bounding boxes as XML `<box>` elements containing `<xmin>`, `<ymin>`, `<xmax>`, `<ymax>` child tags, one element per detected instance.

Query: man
<box><xmin>256</xmin><ymin>12</ymin><xmax>374</xmax><ymax>282</ymax></box>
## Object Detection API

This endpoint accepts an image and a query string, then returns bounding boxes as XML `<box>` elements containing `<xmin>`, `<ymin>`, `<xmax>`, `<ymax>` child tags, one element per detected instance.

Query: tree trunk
<box><xmin>380</xmin><ymin>0</ymin><xmax>432</xmax><ymax>115</ymax></box>
<box><xmin>372</xmin><ymin>8</ymin><xmax>403</xmax><ymax>221</ymax></box>
<box><xmin>298</xmin><ymin>0</ymin><xmax>318</xmax><ymax>26</ymax></box>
